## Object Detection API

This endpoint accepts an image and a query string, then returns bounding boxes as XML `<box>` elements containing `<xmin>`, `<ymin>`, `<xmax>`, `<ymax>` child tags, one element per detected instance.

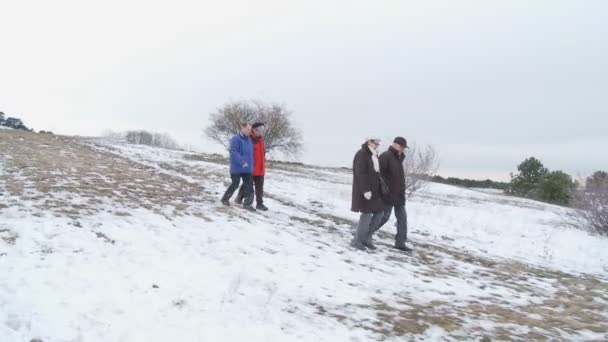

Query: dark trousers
<box><xmin>351</xmin><ymin>211</ymin><xmax>385</xmax><ymax>248</ymax></box>
<box><xmin>368</xmin><ymin>204</ymin><xmax>408</xmax><ymax>247</ymax></box>
<box><xmin>222</xmin><ymin>173</ymin><xmax>254</xmax><ymax>206</ymax></box>
<box><xmin>237</xmin><ymin>175</ymin><xmax>264</xmax><ymax>206</ymax></box>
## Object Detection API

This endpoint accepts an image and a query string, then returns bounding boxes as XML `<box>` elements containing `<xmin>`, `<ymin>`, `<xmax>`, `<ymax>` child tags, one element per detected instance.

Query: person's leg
<box><xmin>254</xmin><ymin>176</ymin><xmax>265</xmax><ymax>206</ymax></box>
<box><xmin>235</xmin><ymin>184</ymin><xmax>245</xmax><ymax>204</ymax></box>
<box><xmin>394</xmin><ymin>204</ymin><xmax>408</xmax><ymax>247</ymax></box>
<box><xmin>221</xmin><ymin>174</ymin><xmax>241</xmax><ymax>202</ymax></box>
<box><xmin>365</xmin><ymin>206</ymin><xmax>393</xmax><ymax>246</ymax></box>
<box><xmin>352</xmin><ymin>213</ymin><xmax>373</xmax><ymax>249</ymax></box>
<box><xmin>241</xmin><ymin>174</ymin><xmax>255</xmax><ymax>207</ymax></box>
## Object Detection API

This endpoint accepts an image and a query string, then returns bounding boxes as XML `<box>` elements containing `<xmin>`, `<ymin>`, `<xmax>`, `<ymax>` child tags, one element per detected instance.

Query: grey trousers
<box><xmin>368</xmin><ymin>204</ymin><xmax>408</xmax><ymax>247</ymax></box>
<box><xmin>351</xmin><ymin>211</ymin><xmax>385</xmax><ymax>249</ymax></box>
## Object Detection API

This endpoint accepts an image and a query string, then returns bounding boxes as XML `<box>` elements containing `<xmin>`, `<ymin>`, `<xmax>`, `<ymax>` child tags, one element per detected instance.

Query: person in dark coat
<box><xmin>369</xmin><ymin>136</ymin><xmax>411</xmax><ymax>251</ymax></box>
<box><xmin>351</xmin><ymin>137</ymin><xmax>386</xmax><ymax>250</ymax></box>
<box><xmin>235</xmin><ymin>122</ymin><xmax>268</xmax><ymax>211</ymax></box>
<box><xmin>220</xmin><ymin>122</ymin><xmax>256</xmax><ymax>211</ymax></box>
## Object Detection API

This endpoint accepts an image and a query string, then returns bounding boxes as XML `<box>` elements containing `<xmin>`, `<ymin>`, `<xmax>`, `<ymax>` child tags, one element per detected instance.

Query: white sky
<box><xmin>1</xmin><ymin>0</ymin><xmax>607</xmax><ymax>181</ymax></box>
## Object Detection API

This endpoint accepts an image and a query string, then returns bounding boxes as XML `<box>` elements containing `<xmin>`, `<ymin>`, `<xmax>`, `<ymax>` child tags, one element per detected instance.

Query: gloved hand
<box><xmin>243</xmin><ymin>162</ymin><xmax>249</xmax><ymax>168</ymax></box>
<box><xmin>364</xmin><ymin>191</ymin><xmax>372</xmax><ymax>200</ymax></box>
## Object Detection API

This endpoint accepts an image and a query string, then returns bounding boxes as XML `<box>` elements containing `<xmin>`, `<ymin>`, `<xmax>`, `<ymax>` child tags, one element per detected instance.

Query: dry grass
<box><xmin>0</xmin><ymin>228</ymin><xmax>18</xmax><ymax>245</ymax></box>
<box><xmin>0</xmin><ymin>130</ymin><xmax>211</xmax><ymax>218</ymax></box>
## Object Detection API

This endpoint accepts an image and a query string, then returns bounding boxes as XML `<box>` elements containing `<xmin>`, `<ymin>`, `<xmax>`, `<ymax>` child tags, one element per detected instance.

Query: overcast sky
<box><xmin>1</xmin><ymin>0</ymin><xmax>606</xmax><ymax>180</ymax></box>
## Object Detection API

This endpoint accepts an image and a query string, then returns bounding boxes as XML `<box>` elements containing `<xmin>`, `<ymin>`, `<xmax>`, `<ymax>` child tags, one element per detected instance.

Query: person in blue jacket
<box><xmin>221</xmin><ymin>122</ymin><xmax>256</xmax><ymax>211</ymax></box>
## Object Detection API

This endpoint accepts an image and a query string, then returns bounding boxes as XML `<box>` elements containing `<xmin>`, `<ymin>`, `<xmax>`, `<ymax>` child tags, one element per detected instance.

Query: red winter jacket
<box><xmin>252</xmin><ymin>133</ymin><xmax>266</xmax><ymax>176</ymax></box>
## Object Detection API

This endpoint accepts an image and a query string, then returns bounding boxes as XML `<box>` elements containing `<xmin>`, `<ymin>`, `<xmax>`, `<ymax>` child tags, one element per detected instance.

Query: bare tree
<box><xmin>102</xmin><ymin>129</ymin><xmax>126</xmax><ymax>141</ymax></box>
<box><xmin>205</xmin><ymin>101</ymin><xmax>256</xmax><ymax>149</ymax></box>
<box><xmin>126</xmin><ymin>130</ymin><xmax>149</xmax><ymax>145</ymax></box>
<box><xmin>150</xmin><ymin>132</ymin><xmax>178</xmax><ymax>150</ymax></box>
<box><xmin>123</xmin><ymin>130</ymin><xmax>180</xmax><ymax>150</ymax></box>
<box><xmin>568</xmin><ymin>172</ymin><xmax>608</xmax><ymax>236</ymax></box>
<box><xmin>205</xmin><ymin>100</ymin><xmax>303</xmax><ymax>157</ymax></box>
<box><xmin>403</xmin><ymin>142</ymin><xmax>439</xmax><ymax>198</ymax></box>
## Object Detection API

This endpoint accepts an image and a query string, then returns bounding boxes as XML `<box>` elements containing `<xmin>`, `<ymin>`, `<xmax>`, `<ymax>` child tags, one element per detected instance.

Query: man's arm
<box><xmin>229</xmin><ymin>136</ymin><xmax>246</xmax><ymax>167</ymax></box>
<box><xmin>354</xmin><ymin>151</ymin><xmax>371</xmax><ymax>195</ymax></box>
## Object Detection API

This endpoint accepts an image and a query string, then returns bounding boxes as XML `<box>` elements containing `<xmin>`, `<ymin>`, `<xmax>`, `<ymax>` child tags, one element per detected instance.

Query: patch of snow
<box><xmin>1</xmin><ymin>137</ymin><xmax>606</xmax><ymax>341</ymax></box>
<box><xmin>92</xmin><ymin>139</ymin><xmax>608</xmax><ymax>277</ymax></box>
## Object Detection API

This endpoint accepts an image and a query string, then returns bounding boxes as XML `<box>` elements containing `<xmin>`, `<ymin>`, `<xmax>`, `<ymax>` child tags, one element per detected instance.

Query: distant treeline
<box><xmin>431</xmin><ymin>175</ymin><xmax>509</xmax><ymax>190</ymax></box>
<box><xmin>104</xmin><ymin>130</ymin><xmax>180</xmax><ymax>150</ymax></box>
<box><xmin>0</xmin><ymin>111</ymin><xmax>32</xmax><ymax>131</ymax></box>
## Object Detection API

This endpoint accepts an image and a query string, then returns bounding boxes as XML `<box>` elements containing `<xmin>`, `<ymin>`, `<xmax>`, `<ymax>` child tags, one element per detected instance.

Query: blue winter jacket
<box><xmin>229</xmin><ymin>132</ymin><xmax>254</xmax><ymax>174</ymax></box>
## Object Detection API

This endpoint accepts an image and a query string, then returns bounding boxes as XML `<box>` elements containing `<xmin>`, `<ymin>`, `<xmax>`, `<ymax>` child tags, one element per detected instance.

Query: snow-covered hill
<box><xmin>1</xmin><ymin>129</ymin><xmax>607</xmax><ymax>341</ymax></box>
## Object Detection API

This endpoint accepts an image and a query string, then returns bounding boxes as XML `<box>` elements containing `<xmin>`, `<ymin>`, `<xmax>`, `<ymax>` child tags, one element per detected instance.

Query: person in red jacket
<box><xmin>236</xmin><ymin>122</ymin><xmax>268</xmax><ymax>211</ymax></box>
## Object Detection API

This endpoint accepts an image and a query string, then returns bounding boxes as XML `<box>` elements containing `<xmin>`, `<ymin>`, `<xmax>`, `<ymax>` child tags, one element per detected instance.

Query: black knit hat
<box><xmin>252</xmin><ymin>122</ymin><xmax>265</xmax><ymax>129</ymax></box>
<box><xmin>393</xmin><ymin>136</ymin><xmax>409</xmax><ymax>148</ymax></box>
